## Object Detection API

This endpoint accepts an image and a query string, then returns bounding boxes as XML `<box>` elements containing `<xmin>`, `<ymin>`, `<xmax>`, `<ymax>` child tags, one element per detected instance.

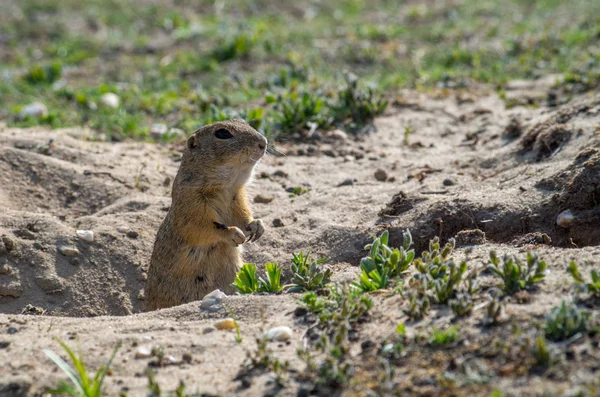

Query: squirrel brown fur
<box><xmin>146</xmin><ymin>119</ymin><xmax>267</xmax><ymax>310</ymax></box>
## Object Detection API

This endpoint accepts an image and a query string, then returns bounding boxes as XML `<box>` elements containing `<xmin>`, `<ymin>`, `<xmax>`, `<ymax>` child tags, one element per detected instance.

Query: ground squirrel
<box><xmin>146</xmin><ymin>119</ymin><xmax>267</xmax><ymax>310</ymax></box>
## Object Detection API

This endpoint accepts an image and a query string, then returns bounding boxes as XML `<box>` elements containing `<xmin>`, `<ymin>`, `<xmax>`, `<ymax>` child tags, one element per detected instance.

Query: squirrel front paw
<box><xmin>229</xmin><ymin>226</ymin><xmax>247</xmax><ymax>245</ymax></box>
<box><xmin>246</xmin><ymin>219</ymin><xmax>264</xmax><ymax>242</ymax></box>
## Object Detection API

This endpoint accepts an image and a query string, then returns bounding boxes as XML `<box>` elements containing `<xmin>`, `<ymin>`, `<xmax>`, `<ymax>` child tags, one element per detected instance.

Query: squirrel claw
<box><xmin>230</xmin><ymin>227</ymin><xmax>246</xmax><ymax>246</ymax></box>
<box><xmin>246</xmin><ymin>219</ymin><xmax>264</xmax><ymax>243</ymax></box>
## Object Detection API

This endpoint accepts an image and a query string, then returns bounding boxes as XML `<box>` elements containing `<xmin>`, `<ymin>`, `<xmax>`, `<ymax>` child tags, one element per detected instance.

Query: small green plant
<box><xmin>313</xmin><ymin>327</ymin><xmax>352</xmax><ymax>389</ymax></box>
<box><xmin>146</xmin><ymin>368</ymin><xmax>190</xmax><ymax>397</ymax></box>
<box><xmin>403</xmin><ymin>126</ymin><xmax>413</xmax><ymax>145</ymax></box>
<box><xmin>488</xmin><ymin>251</ymin><xmax>547</xmax><ymax>294</ymax></box>
<box><xmin>428</xmin><ymin>325</ymin><xmax>459</xmax><ymax>347</ymax></box>
<box><xmin>431</xmin><ymin>260</ymin><xmax>468</xmax><ymax>304</ymax></box>
<box><xmin>288</xmin><ymin>186</ymin><xmax>309</xmax><ymax>198</ymax></box>
<box><xmin>44</xmin><ymin>339</ymin><xmax>121</xmax><ymax>397</ymax></box>
<box><xmin>301</xmin><ymin>291</ymin><xmax>326</xmax><ymax>314</ymax></box>
<box><xmin>288</xmin><ymin>252</ymin><xmax>332</xmax><ymax>292</ymax></box>
<box><xmin>544</xmin><ymin>301</ymin><xmax>589</xmax><ymax>341</ymax></box>
<box><xmin>268</xmin><ymin>91</ymin><xmax>331</xmax><ymax>136</ymax></box>
<box><xmin>402</xmin><ymin>288</ymin><xmax>431</xmax><ymax>321</ymax></box>
<box><xmin>240</xmin><ymin>333</ymin><xmax>290</xmax><ymax>387</ymax></box>
<box><xmin>24</xmin><ymin>62</ymin><xmax>63</xmax><ymax>85</ymax></box>
<box><xmin>531</xmin><ymin>336</ymin><xmax>556</xmax><ymax>369</ymax></box>
<box><xmin>331</xmin><ymin>72</ymin><xmax>388</xmax><ymax>130</ymax></box>
<box><xmin>259</xmin><ymin>262</ymin><xmax>284</xmax><ymax>293</ymax></box>
<box><xmin>482</xmin><ymin>298</ymin><xmax>506</xmax><ymax>326</ymax></box>
<box><xmin>212</xmin><ymin>29</ymin><xmax>258</xmax><ymax>62</ymax></box>
<box><xmin>301</xmin><ymin>285</ymin><xmax>373</xmax><ymax>329</ymax></box>
<box><xmin>298</xmin><ymin>285</ymin><xmax>372</xmax><ymax>392</ymax></box>
<box><xmin>232</xmin><ymin>263</ymin><xmax>260</xmax><ymax>294</ymax></box>
<box><xmin>414</xmin><ymin>237</ymin><xmax>456</xmax><ymax>279</ymax></box>
<box><xmin>232</xmin><ymin>263</ymin><xmax>284</xmax><ymax>294</ymax></box>
<box><xmin>449</xmin><ymin>293</ymin><xmax>474</xmax><ymax>317</ymax></box>
<box><xmin>226</xmin><ymin>306</ymin><xmax>243</xmax><ymax>343</ymax></box>
<box><xmin>567</xmin><ymin>261</ymin><xmax>600</xmax><ymax>296</ymax></box>
<box><xmin>353</xmin><ymin>230</ymin><xmax>414</xmax><ymax>292</ymax></box>
<box><xmin>411</xmin><ymin>236</ymin><xmax>470</xmax><ymax>304</ymax></box>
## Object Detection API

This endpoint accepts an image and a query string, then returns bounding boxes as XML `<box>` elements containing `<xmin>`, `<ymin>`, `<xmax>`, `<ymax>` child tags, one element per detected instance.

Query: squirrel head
<box><xmin>181</xmin><ymin>119</ymin><xmax>268</xmax><ymax>187</ymax></box>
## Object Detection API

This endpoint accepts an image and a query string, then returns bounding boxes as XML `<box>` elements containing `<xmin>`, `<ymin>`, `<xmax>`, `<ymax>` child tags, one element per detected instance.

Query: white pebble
<box><xmin>164</xmin><ymin>354</ymin><xmax>177</xmax><ymax>364</ymax></box>
<box><xmin>58</xmin><ymin>246</ymin><xmax>79</xmax><ymax>256</ymax></box>
<box><xmin>100</xmin><ymin>93</ymin><xmax>120</xmax><ymax>108</ymax></box>
<box><xmin>117</xmin><ymin>226</ymin><xmax>128</xmax><ymax>234</ymax></box>
<box><xmin>150</xmin><ymin>123</ymin><xmax>168</xmax><ymax>139</ymax></box>
<box><xmin>135</xmin><ymin>346</ymin><xmax>152</xmax><ymax>359</ymax></box>
<box><xmin>19</xmin><ymin>102</ymin><xmax>48</xmax><ymax>118</ymax></box>
<box><xmin>328</xmin><ymin>129</ymin><xmax>348</xmax><ymax>140</ymax></box>
<box><xmin>201</xmin><ymin>290</ymin><xmax>226</xmax><ymax>311</ymax></box>
<box><xmin>76</xmin><ymin>230</ymin><xmax>94</xmax><ymax>243</ymax></box>
<box><xmin>556</xmin><ymin>209</ymin><xmax>574</xmax><ymax>228</ymax></box>
<box><xmin>264</xmin><ymin>326</ymin><xmax>293</xmax><ymax>341</ymax></box>
<box><xmin>214</xmin><ymin>318</ymin><xmax>236</xmax><ymax>330</ymax></box>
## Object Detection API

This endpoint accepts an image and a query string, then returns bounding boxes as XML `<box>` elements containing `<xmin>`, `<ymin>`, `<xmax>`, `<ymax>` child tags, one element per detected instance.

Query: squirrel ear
<box><xmin>187</xmin><ymin>134</ymin><xmax>198</xmax><ymax>150</ymax></box>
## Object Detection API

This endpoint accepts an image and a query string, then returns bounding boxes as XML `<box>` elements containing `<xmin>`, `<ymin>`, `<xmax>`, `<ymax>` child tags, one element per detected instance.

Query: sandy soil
<box><xmin>0</xmin><ymin>81</ymin><xmax>599</xmax><ymax>396</ymax></box>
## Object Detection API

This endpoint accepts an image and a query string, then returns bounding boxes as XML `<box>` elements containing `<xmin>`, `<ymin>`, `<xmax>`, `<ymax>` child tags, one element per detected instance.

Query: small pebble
<box><xmin>327</xmin><ymin>129</ymin><xmax>348</xmax><ymax>140</ymax></box>
<box><xmin>361</xmin><ymin>339</ymin><xmax>375</xmax><ymax>351</ymax></box>
<box><xmin>137</xmin><ymin>289</ymin><xmax>145</xmax><ymax>300</ymax></box>
<box><xmin>374</xmin><ymin>169</ymin><xmax>388</xmax><ymax>181</ymax></box>
<box><xmin>322</xmin><ymin>149</ymin><xmax>336</xmax><ymax>157</ymax></box>
<box><xmin>0</xmin><ymin>265</ymin><xmax>10</xmax><ymax>275</ymax></box>
<box><xmin>214</xmin><ymin>318</ymin><xmax>236</xmax><ymax>331</ymax></box>
<box><xmin>264</xmin><ymin>326</ymin><xmax>293</xmax><ymax>342</ymax></box>
<box><xmin>69</xmin><ymin>257</ymin><xmax>81</xmax><ymax>266</ymax></box>
<box><xmin>200</xmin><ymin>289</ymin><xmax>226</xmax><ymax>312</ymax></box>
<box><xmin>272</xmin><ymin>218</ymin><xmax>284</xmax><ymax>228</ymax></box>
<box><xmin>443</xmin><ymin>178</ymin><xmax>455</xmax><ymax>186</ymax></box>
<box><xmin>117</xmin><ymin>226</ymin><xmax>129</xmax><ymax>234</ymax></box>
<box><xmin>182</xmin><ymin>353</ymin><xmax>192</xmax><ymax>363</ymax></box>
<box><xmin>337</xmin><ymin>178</ymin><xmax>354</xmax><ymax>187</ymax></box>
<box><xmin>164</xmin><ymin>355</ymin><xmax>177</xmax><ymax>364</ymax></box>
<box><xmin>272</xmin><ymin>170</ymin><xmax>288</xmax><ymax>178</ymax></box>
<box><xmin>254</xmin><ymin>195</ymin><xmax>274</xmax><ymax>204</ymax></box>
<box><xmin>135</xmin><ymin>346</ymin><xmax>152</xmax><ymax>359</ymax></box>
<box><xmin>294</xmin><ymin>307</ymin><xmax>308</xmax><ymax>317</ymax></box>
<box><xmin>138</xmin><ymin>272</ymin><xmax>148</xmax><ymax>281</ymax></box>
<box><xmin>59</xmin><ymin>246</ymin><xmax>79</xmax><ymax>256</ymax></box>
<box><xmin>19</xmin><ymin>102</ymin><xmax>48</xmax><ymax>118</ymax></box>
<box><xmin>126</xmin><ymin>230</ymin><xmax>139</xmax><ymax>239</ymax></box>
<box><xmin>556</xmin><ymin>209</ymin><xmax>574</xmax><ymax>228</ymax></box>
<box><xmin>150</xmin><ymin>123</ymin><xmax>168</xmax><ymax>139</ymax></box>
<box><xmin>76</xmin><ymin>230</ymin><xmax>94</xmax><ymax>243</ymax></box>
<box><xmin>7</xmin><ymin>327</ymin><xmax>17</xmax><ymax>335</ymax></box>
<box><xmin>1</xmin><ymin>236</ymin><xmax>14</xmax><ymax>251</ymax></box>
<box><xmin>202</xmin><ymin>327</ymin><xmax>216</xmax><ymax>334</ymax></box>
<box><xmin>100</xmin><ymin>93</ymin><xmax>120</xmax><ymax>108</ymax></box>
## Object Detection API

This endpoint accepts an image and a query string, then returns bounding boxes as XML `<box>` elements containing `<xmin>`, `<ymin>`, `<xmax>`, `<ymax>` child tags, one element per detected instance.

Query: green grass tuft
<box><xmin>44</xmin><ymin>338</ymin><xmax>121</xmax><ymax>397</ymax></box>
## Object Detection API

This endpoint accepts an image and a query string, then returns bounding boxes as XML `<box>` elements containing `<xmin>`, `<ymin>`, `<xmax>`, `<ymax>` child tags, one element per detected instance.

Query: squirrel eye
<box><xmin>214</xmin><ymin>129</ymin><xmax>233</xmax><ymax>139</ymax></box>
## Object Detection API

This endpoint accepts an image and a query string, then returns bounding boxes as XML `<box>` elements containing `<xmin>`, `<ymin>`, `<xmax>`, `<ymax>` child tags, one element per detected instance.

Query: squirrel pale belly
<box><xmin>145</xmin><ymin>119</ymin><xmax>267</xmax><ymax>311</ymax></box>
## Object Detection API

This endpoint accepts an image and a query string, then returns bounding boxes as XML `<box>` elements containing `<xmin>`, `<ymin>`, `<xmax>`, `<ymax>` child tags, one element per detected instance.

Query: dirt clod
<box><xmin>254</xmin><ymin>195</ymin><xmax>274</xmax><ymax>204</ymax></box>
<box><xmin>454</xmin><ymin>229</ymin><xmax>486</xmax><ymax>246</ymax></box>
<box><xmin>374</xmin><ymin>169</ymin><xmax>388</xmax><ymax>181</ymax></box>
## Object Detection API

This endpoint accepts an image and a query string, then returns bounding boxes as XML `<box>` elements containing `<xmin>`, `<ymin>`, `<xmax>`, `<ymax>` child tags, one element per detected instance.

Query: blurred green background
<box><xmin>0</xmin><ymin>0</ymin><xmax>598</xmax><ymax>140</ymax></box>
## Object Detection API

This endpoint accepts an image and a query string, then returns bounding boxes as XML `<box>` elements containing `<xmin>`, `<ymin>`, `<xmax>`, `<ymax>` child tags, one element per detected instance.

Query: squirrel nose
<box><xmin>258</xmin><ymin>142</ymin><xmax>266</xmax><ymax>150</ymax></box>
